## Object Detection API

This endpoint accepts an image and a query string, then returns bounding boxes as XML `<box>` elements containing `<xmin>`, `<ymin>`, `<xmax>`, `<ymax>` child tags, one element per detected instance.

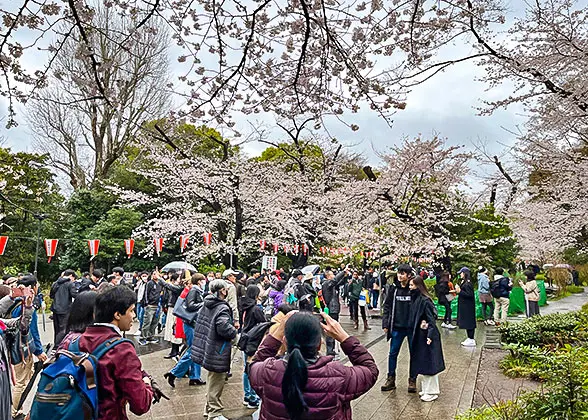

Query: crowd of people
<box><xmin>0</xmin><ymin>261</ymin><xmax>549</xmax><ymax>420</ymax></box>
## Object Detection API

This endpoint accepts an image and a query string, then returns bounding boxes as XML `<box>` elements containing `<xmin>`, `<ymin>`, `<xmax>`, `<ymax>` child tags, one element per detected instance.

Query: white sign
<box><xmin>262</xmin><ymin>255</ymin><xmax>278</xmax><ymax>271</ymax></box>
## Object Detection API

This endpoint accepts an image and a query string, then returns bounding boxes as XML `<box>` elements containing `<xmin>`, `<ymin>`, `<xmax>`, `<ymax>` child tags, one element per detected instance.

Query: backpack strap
<box><xmin>91</xmin><ymin>337</ymin><xmax>133</xmax><ymax>360</ymax></box>
<box><xmin>68</xmin><ymin>336</ymin><xmax>81</xmax><ymax>353</ymax></box>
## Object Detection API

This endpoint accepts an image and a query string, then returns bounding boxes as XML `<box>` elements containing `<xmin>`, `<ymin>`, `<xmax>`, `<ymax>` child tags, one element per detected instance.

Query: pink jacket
<box><xmin>249</xmin><ymin>335</ymin><xmax>378</xmax><ymax>420</ymax></box>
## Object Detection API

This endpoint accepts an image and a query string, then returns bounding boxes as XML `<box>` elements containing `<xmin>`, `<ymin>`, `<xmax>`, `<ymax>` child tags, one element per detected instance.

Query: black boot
<box><xmin>164</xmin><ymin>343</ymin><xmax>180</xmax><ymax>359</ymax></box>
<box><xmin>363</xmin><ymin>320</ymin><xmax>372</xmax><ymax>330</ymax></box>
<box><xmin>163</xmin><ymin>372</ymin><xmax>176</xmax><ymax>388</ymax></box>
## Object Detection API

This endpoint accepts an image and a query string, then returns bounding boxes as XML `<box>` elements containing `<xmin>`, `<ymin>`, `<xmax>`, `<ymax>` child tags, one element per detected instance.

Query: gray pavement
<box><xmin>26</xmin><ymin>290</ymin><xmax>588</xmax><ymax>419</ymax></box>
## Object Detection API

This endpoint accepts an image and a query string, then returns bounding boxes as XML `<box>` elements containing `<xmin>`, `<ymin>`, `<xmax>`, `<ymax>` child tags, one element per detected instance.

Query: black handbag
<box><xmin>172</xmin><ymin>296</ymin><xmax>201</xmax><ymax>324</ymax></box>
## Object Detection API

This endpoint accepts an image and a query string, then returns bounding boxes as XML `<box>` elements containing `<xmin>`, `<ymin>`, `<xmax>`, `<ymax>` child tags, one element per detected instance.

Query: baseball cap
<box><xmin>458</xmin><ymin>267</ymin><xmax>470</xmax><ymax>274</ymax></box>
<box><xmin>222</xmin><ymin>269</ymin><xmax>239</xmax><ymax>278</ymax></box>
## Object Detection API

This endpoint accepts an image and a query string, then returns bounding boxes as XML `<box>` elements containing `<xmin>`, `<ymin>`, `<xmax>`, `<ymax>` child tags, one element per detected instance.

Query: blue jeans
<box><xmin>387</xmin><ymin>328</ymin><xmax>413</xmax><ymax>378</ymax></box>
<box><xmin>171</xmin><ymin>323</ymin><xmax>201</xmax><ymax>380</ymax></box>
<box><xmin>243</xmin><ymin>351</ymin><xmax>259</xmax><ymax>402</ymax></box>
<box><xmin>136</xmin><ymin>303</ymin><xmax>145</xmax><ymax>328</ymax></box>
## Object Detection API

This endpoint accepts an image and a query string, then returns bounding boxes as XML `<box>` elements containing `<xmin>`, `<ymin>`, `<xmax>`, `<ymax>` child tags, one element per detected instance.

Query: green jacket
<box><xmin>348</xmin><ymin>280</ymin><xmax>363</xmax><ymax>301</ymax></box>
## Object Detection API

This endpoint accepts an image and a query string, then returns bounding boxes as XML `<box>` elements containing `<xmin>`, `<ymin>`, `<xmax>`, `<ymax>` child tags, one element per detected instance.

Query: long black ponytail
<box><xmin>282</xmin><ymin>312</ymin><xmax>322</xmax><ymax>420</ymax></box>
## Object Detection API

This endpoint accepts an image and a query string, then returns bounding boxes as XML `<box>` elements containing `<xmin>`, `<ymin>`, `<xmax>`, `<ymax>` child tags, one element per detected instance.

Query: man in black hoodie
<box><xmin>49</xmin><ymin>269</ymin><xmax>78</xmax><ymax>347</ymax></box>
<box><xmin>381</xmin><ymin>264</ymin><xmax>416</xmax><ymax>393</ymax></box>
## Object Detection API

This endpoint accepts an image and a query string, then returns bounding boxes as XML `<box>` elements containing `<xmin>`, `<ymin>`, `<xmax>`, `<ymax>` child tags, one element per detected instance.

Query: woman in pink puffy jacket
<box><xmin>249</xmin><ymin>311</ymin><xmax>378</xmax><ymax>420</ymax></box>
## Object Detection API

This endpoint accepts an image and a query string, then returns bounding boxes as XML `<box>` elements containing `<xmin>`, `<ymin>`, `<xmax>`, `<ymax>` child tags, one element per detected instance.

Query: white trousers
<box><xmin>421</xmin><ymin>374</ymin><xmax>440</xmax><ymax>395</ymax></box>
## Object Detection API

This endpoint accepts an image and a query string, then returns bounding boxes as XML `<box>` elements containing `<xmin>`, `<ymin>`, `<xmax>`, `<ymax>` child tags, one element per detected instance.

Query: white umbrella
<box><xmin>301</xmin><ymin>264</ymin><xmax>321</xmax><ymax>275</ymax></box>
<box><xmin>161</xmin><ymin>261</ymin><xmax>197</xmax><ymax>273</ymax></box>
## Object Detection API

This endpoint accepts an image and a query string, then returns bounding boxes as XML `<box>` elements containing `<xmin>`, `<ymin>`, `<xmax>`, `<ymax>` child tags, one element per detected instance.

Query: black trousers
<box><xmin>349</xmin><ymin>300</ymin><xmax>367</xmax><ymax>323</ymax></box>
<box><xmin>467</xmin><ymin>328</ymin><xmax>475</xmax><ymax>339</ymax></box>
<box><xmin>326</xmin><ymin>312</ymin><xmax>339</xmax><ymax>355</ymax></box>
<box><xmin>441</xmin><ymin>301</ymin><xmax>452</xmax><ymax>323</ymax></box>
<box><xmin>53</xmin><ymin>312</ymin><xmax>68</xmax><ymax>347</ymax></box>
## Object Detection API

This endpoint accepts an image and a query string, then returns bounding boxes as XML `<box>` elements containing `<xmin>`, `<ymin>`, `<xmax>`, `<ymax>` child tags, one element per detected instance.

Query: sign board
<box><xmin>262</xmin><ymin>255</ymin><xmax>278</xmax><ymax>272</ymax></box>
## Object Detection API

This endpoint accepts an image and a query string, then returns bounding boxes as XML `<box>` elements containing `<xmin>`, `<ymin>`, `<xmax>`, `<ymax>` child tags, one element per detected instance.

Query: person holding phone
<box><xmin>0</xmin><ymin>288</ymin><xmax>34</xmax><ymax>420</ymax></box>
<box><xmin>8</xmin><ymin>275</ymin><xmax>49</xmax><ymax>419</ymax></box>
<box><xmin>249</xmin><ymin>311</ymin><xmax>378</xmax><ymax>419</ymax></box>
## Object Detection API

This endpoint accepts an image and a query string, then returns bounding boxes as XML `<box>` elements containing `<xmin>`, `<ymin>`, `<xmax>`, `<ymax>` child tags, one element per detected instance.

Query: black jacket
<box><xmin>185</xmin><ymin>286</ymin><xmax>205</xmax><ymax>312</ymax></box>
<box><xmin>143</xmin><ymin>280</ymin><xmax>162</xmax><ymax>306</ymax></box>
<box><xmin>49</xmin><ymin>277</ymin><xmax>76</xmax><ymax>314</ymax></box>
<box><xmin>434</xmin><ymin>281</ymin><xmax>450</xmax><ymax>304</ymax></box>
<box><xmin>409</xmin><ymin>292</ymin><xmax>445</xmax><ymax>376</ymax></box>
<box><xmin>457</xmin><ymin>281</ymin><xmax>476</xmax><ymax>330</ymax></box>
<box><xmin>163</xmin><ymin>282</ymin><xmax>184</xmax><ymax>307</ymax></box>
<box><xmin>240</xmin><ymin>297</ymin><xmax>266</xmax><ymax>333</ymax></box>
<box><xmin>382</xmin><ymin>281</ymin><xmax>412</xmax><ymax>339</ymax></box>
<box><xmin>321</xmin><ymin>271</ymin><xmax>347</xmax><ymax>314</ymax></box>
<box><xmin>191</xmin><ymin>295</ymin><xmax>238</xmax><ymax>373</ymax></box>
<box><xmin>296</xmin><ymin>281</ymin><xmax>317</xmax><ymax>312</ymax></box>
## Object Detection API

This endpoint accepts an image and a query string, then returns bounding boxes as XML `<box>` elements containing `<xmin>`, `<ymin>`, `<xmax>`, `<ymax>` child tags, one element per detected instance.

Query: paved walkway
<box><xmin>28</xmin><ymin>290</ymin><xmax>587</xmax><ymax>420</ymax></box>
<box><xmin>127</xmin><ymin>312</ymin><xmax>482</xmax><ymax>420</ymax></box>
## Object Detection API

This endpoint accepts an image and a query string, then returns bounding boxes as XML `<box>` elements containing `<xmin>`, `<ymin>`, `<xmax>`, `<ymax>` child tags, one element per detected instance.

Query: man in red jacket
<box><xmin>78</xmin><ymin>286</ymin><xmax>155</xmax><ymax>419</ymax></box>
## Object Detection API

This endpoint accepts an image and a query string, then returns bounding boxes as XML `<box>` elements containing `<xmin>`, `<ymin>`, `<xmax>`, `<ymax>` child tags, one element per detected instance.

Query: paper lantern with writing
<box><xmin>125</xmin><ymin>239</ymin><xmax>135</xmax><ymax>258</ymax></box>
<box><xmin>44</xmin><ymin>239</ymin><xmax>58</xmax><ymax>263</ymax></box>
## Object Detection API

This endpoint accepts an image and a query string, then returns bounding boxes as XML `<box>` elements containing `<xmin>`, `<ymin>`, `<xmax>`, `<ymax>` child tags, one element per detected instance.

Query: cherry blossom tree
<box><xmin>1</xmin><ymin>0</ymin><xmax>504</xmax><ymax>128</ymax></box>
<box><xmin>327</xmin><ymin>135</ymin><xmax>474</xmax><ymax>269</ymax></box>
<box><xmin>116</xmin><ymin>126</ymin><xmax>331</xmax><ymax>267</ymax></box>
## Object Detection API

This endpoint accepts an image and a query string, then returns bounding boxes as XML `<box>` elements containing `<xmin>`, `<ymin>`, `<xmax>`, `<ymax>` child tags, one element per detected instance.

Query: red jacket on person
<box><xmin>78</xmin><ymin>325</ymin><xmax>153</xmax><ymax>420</ymax></box>
<box><xmin>249</xmin><ymin>334</ymin><xmax>378</xmax><ymax>420</ymax></box>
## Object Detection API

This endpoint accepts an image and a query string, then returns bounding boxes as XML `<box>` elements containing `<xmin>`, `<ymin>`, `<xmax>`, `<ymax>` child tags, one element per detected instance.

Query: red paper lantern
<box><xmin>0</xmin><ymin>236</ymin><xmax>7</xmax><ymax>256</ymax></box>
<box><xmin>293</xmin><ymin>244</ymin><xmax>299</xmax><ymax>254</ymax></box>
<box><xmin>154</xmin><ymin>238</ymin><xmax>164</xmax><ymax>256</ymax></box>
<box><xmin>259</xmin><ymin>239</ymin><xmax>267</xmax><ymax>250</ymax></box>
<box><xmin>283</xmin><ymin>244</ymin><xmax>291</xmax><ymax>254</ymax></box>
<box><xmin>125</xmin><ymin>239</ymin><xmax>135</xmax><ymax>258</ymax></box>
<box><xmin>44</xmin><ymin>239</ymin><xmax>58</xmax><ymax>263</ymax></box>
<box><xmin>272</xmin><ymin>243</ymin><xmax>279</xmax><ymax>254</ymax></box>
<box><xmin>302</xmin><ymin>244</ymin><xmax>309</xmax><ymax>255</ymax></box>
<box><xmin>180</xmin><ymin>235</ymin><xmax>190</xmax><ymax>252</ymax></box>
<box><xmin>203</xmin><ymin>232</ymin><xmax>212</xmax><ymax>245</ymax></box>
<box><xmin>88</xmin><ymin>239</ymin><xmax>100</xmax><ymax>258</ymax></box>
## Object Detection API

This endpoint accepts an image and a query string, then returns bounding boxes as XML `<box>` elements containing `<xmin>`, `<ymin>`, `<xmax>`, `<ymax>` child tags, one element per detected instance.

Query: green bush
<box><xmin>499</xmin><ymin>311</ymin><xmax>588</xmax><ymax>348</ymax></box>
<box><xmin>461</xmin><ymin>346</ymin><xmax>588</xmax><ymax>420</ymax></box>
<box><xmin>567</xmin><ymin>285</ymin><xmax>585</xmax><ymax>294</ymax></box>
<box><xmin>500</xmin><ymin>343</ymin><xmax>549</xmax><ymax>381</ymax></box>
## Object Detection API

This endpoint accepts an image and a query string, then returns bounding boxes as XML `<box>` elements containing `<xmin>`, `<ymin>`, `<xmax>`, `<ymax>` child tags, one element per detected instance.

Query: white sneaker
<box><xmin>461</xmin><ymin>338</ymin><xmax>476</xmax><ymax>347</ymax></box>
<box><xmin>487</xmin><ymin>320</ymin><xmax>496</xmax><ymax>326</ymax></box>
<box><xmin>421</xmin><ymin>394</ymin><xmax>439</xmax><ymax>402</ymax></box>
<box><xmin>211</xmin><ymin>416</ymin><xmax>229</xmax><ymax>420</ymax></box>
<box><xmin>446</xmin><ymin>324</ymin><xmax>457</xmax><ymax>330</ymax></box>
<box><xmin>441</xmin><ymin>322</ymin><xmax>448</xmax><ymax>328</ymax></box>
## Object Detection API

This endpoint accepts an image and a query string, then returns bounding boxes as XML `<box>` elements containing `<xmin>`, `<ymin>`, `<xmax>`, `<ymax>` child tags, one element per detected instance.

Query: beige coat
<box><xmin>521</xmin><ymin>280</ymin><xmax>540</xmax><ymax>302</ymax></box>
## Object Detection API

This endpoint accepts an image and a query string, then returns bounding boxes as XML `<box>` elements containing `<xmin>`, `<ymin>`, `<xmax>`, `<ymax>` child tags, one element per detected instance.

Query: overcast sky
<box><xmin>1</xmin><ymin>0</ymin><xmax>528</xmax><ymax>178</ymax></box>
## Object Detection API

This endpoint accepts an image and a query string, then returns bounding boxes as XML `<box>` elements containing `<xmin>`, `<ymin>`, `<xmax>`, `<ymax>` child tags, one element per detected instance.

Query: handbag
<box><xmin>173</xmin><ymin>296</ymin><xmax>201</xmax><ymax>324</ymax></box>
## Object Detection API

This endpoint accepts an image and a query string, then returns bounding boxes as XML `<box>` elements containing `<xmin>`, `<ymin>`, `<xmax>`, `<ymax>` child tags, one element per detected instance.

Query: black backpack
<box><xmin>238</xmin><ymin>321</ymin><xmax>274</xmax><ymax>356</ymax></box>
<box><xmin>489</xmin><ymin>279</ymin><xmax>502</xmax><ymax>298</ymax></box>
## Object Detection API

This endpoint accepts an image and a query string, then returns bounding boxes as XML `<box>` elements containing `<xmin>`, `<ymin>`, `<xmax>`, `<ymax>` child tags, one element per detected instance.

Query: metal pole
<box><xmin>34</xmin><ymin>216</ymin><xmax>42</xmax><ymax>277</ymax></box>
